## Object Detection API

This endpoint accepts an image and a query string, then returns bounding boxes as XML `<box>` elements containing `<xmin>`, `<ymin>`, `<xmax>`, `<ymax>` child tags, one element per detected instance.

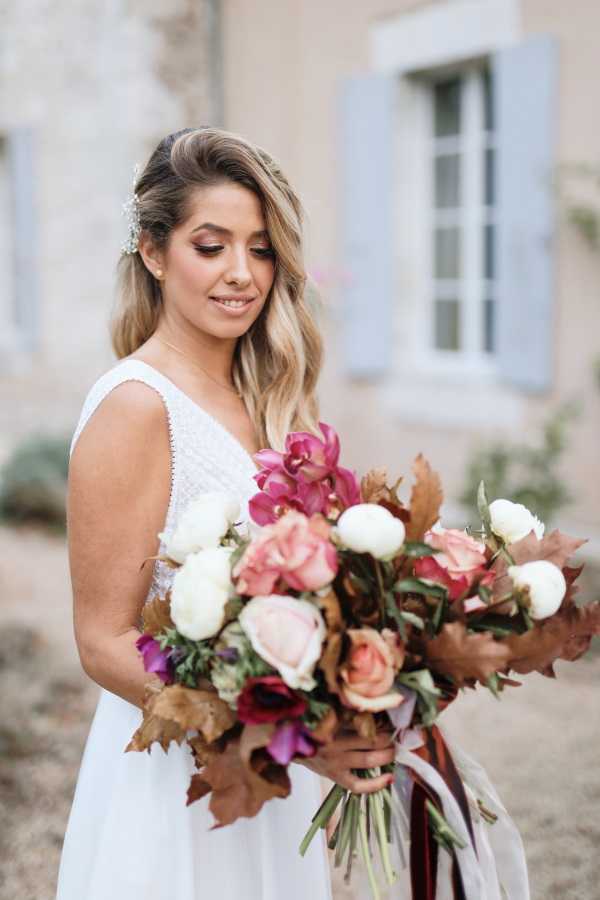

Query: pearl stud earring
<box><xmin>156</xmin><ymin>269</ymin><xmax>163</xmax><ymax>279</ymax></box>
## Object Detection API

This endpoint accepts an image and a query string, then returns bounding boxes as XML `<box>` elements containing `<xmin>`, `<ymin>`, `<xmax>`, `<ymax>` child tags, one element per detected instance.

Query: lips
<box><xmin>210</xmin><ymin>295</ymin><xmax>257</xmax><ymax>313</ymax></box>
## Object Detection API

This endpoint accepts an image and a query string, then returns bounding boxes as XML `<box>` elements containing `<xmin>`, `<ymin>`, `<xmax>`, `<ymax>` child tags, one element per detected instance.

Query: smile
<box><xmin>210</xmin><ymin>296</ymin><xmax>256</xmax><ymax>313</ymax></box>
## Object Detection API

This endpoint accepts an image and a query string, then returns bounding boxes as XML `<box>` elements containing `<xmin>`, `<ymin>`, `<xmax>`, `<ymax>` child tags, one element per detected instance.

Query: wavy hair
<box><xmin>110</xmin><ymin>126</ymin><xmax>323</xmax><ymax>451</ymax></box>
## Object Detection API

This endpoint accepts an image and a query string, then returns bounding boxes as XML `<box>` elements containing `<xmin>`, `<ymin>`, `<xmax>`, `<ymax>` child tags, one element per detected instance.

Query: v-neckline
<box><xmin>122</xmin><ymin>358</ymin><xmax>263</xmax><ymax>474</ymax></box>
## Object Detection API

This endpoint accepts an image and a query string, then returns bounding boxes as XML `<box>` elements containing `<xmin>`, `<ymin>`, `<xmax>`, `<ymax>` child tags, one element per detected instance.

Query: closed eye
<box><xmin>194</xmin><ymin>244</ymin><xmax>275</xmax><ymax>258</ymax></box>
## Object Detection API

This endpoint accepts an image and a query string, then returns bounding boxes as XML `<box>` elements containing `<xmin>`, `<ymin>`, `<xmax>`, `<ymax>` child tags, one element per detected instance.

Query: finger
<box><xmin>344</xmin><ymin>748</ymin><xmax>396</xmax><ymax>770</ymax></box>
<box><xmin>348</xmin><ymin>772</ymin><xmax>395</xmax><ymax>795</ymax></box>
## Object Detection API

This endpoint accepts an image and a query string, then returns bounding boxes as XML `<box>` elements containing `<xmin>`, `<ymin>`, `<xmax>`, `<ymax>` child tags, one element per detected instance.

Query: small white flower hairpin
<box><xmin>120</xmin><ymin>162</ymin><xmax>142</xmax><ymax>255</ymax></box>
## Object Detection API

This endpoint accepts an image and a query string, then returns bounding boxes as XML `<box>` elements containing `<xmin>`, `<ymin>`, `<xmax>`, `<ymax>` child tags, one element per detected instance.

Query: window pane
<box><xmin>434</xmin><ymin>227</ymin><xmax>460</xmax><ymax>278</ymax></box>
<box><xmin>485</xmin><ymin>148</ymin><xmax>495</xmax><ymax>206</ymax></box>
<box><xmin>434</xmin><ymin>299</ymin><xmax>460</xmax><ymax>351</ymax></box>
<box><xmin>434</xmin><ymin>154</ymin><xmax>460</xmax><ymax>208</ymax></box>
<box><xmin>434</xmin><ymin>78</ymin><xmax>461</xmax><ymax>137</ymax></box>
<box><xmin>483</xmin><ymin>68</ymin><xmax>494</xmax><ymax>132</ymax></box>
<box><xmin>484</xmin><ymin>224</ymin><xmax>495</xmax><ymax>279</ymax></box>
<box><xmin>483</xmin><ymin>298</ymin><xmax>495</xmax><ymax>352</ymax></box>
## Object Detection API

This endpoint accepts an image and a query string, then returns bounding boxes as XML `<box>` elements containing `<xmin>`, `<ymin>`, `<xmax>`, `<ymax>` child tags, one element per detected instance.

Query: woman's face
<box><xmin>149</xmin><ymin>181</ymin><xmax>276</xmax><ymax>339</ymax></box>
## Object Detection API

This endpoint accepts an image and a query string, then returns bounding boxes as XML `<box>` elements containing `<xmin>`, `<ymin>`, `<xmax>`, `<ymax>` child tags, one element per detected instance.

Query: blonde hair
<box><xmin>110</xmin><ymin>127</ymin><xmax>323</xmax><ymax>451</ymax></box>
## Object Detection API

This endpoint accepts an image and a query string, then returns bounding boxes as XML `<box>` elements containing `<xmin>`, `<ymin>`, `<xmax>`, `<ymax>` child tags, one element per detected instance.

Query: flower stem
<box><xmin>370</xmin><ymin>788</ymin><xmax>396</xmax><ymax>886</ymax></box>
<box><xmin>299</xmin><ymin>784</ymin><xmax>345</xmax><ymax>857</ymax></box>
<box><xmin>358</xmin><ymin>799</ymin><xmax>381</xmax><ymax>900</ymax></box>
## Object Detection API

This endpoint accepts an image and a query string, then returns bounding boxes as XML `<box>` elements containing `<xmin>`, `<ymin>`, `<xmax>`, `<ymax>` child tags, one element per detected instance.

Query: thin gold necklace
<box><xmin>154</xmin><ymin>335</ymin><xmax>240</xmax><ymax>396</ymax></box>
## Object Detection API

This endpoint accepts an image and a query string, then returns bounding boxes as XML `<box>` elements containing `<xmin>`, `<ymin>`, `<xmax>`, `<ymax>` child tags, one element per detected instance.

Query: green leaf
<box><xmin>400</xmin><ymin>610</ymin><xmax>425</xmax><ymax>630</ymax></box>
<box><xmin>477</xmin><ymin>480</ymin><xmax>492</xmax><ymax>536</ymax></box>
<box><xmin>403</xmin><ymin>541</ymin><xmax>440</xmax><ymax>558</ymax></box>
<box><xmin>395</xmin><ymin>578</ymin><xmax>448</xmax><ymax>600</ymax></box>
<box><xmin>397</xmin><ymin>670</ymin><xmax>441</xmax><ymax>727</ymax></box>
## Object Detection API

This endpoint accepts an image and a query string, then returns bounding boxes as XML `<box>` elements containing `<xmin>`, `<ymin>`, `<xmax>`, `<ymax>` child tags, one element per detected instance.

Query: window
<box><xmin>426</xmin><ymin>64</ymin><xmax>497</xmax><ymax>366</ymax></box>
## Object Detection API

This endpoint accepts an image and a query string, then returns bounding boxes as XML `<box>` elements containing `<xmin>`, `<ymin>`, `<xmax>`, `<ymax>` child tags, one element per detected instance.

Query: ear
<box><xmin>138</xmin><ymin>231</ymin><xmax>166</xmax><ymax>280</ymax></box>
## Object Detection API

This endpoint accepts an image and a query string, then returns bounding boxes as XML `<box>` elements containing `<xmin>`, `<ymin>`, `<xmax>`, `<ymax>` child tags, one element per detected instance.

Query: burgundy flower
<box><xmin>135</xmin><ymin>633</ymin><xmax>173</xmax><ymax>684</ymax></box>
<box><xmin>267</xmin><ymin>721</ymin><xmax>317</xmax><ymax>765</ymax></box>
<box><xmin>236</xmin><ymin>676</ymin><xmax>307</xmax><ymax>725</ymax></box>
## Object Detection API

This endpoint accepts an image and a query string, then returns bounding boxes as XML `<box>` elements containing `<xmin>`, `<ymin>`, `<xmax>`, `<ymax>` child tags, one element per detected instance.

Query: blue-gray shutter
<box><xmin>7</xmin><ymin>127</ymin><xmax>40</xmax><ymax>350</ymax></box>
<box><xmin>493</xmin><ymin>36</ymin><xmax>559</xmax><ymax>391</ymax></box>
<box><xmin>337</xmin><ymin>74</ymin><xmax>396</xmax><ymax>378</ymax></box>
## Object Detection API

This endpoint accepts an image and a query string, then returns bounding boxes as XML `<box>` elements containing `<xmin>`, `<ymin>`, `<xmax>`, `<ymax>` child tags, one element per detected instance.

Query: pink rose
<box><xmin>232</xmin><ymin>510</ymin><xmax>338</xmax><ymax>595</ymax></box>
<box><xmin>415</xmin><ymin>526</ymin><xmax>493</xmax><ymax>600</ymax></box>
<box><xmin>239</xmin><ymin>594</ymin><xmax>326</xmax><ymax>690</ymax></box>
<box><xmin>339</xmin><ymin>628</ymin><xmax>405</xmax><ymax>712</ymax></box>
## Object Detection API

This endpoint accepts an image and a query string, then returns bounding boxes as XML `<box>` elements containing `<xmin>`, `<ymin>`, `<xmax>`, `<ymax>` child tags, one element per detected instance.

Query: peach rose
<box><xmin>339</xmin><ymin>628</ymin><xmax>405</xmax><ymax>712</ymax></box>
<box><xmin>232</xmin><ymin>510</ymin><xmax>338</xmax><ymax>596</ymax></box>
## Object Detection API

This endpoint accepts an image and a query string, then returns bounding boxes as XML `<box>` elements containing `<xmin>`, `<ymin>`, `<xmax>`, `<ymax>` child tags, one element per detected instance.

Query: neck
<box><xmin>154</xmin><ymin>318</ymin><xmax>237</xmax><ymax>384</ymax></box>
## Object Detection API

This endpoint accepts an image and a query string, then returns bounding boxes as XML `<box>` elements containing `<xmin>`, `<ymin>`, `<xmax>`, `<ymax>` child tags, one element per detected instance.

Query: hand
<box><xmin>298</xmin><ymin>729</ymin><xmax>396</xmax><ymax>795</ymax></box>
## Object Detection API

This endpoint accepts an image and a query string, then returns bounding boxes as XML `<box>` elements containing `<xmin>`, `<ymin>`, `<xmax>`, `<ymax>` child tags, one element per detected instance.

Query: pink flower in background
<box><xmin>414</xmin><ymin>526</ymin><xmax>493</xmax><ymax>600</ymax></box>
<box><xmin>233</xmin><ymin>511</ymin><xmax>338</xmax><ymax>595</ymax></box>
<box><xmin>249</xmin><ymin>422</ymin><xmax>361</xmax><ymax>524</ymax></box>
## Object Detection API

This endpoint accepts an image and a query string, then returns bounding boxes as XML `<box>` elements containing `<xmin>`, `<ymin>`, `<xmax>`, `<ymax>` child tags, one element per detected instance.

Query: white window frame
<box><xmin>370</xmin><ymin>0</ymin><xmax>528</xmax><ymax>427</ymax></box>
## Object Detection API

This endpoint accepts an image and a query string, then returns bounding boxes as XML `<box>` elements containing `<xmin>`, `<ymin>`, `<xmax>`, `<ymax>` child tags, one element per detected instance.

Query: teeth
<box><xmin>215</xmin><ymin>298</ymin><xmax>250</xmax><ymax>308</ymax></box>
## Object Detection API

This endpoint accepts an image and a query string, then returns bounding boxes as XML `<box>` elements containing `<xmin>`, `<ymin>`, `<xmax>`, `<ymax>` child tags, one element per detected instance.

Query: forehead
<box><xmin>182</xmin><ymin>182</ymin><xmax>267</xmax><ymax>234</ymax></box>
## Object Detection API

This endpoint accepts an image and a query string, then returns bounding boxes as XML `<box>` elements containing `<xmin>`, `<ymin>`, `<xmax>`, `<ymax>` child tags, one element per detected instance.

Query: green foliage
<box><xmin>0</xmin><ymin>433</ymin><xmax>71</xmax><ymax>530</ymax></box>
<box><xmin>459</xmin><ymin>404</ymin><xmax>578</xmax><ymax>526</ymax></box>
<box><xmin>157</xmin><ymin>627</ymin><xmax>214</xmax><ymax>688</ymax></box>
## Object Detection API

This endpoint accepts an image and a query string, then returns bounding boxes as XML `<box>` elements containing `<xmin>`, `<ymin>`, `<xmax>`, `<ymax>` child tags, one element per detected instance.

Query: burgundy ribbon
<box><xmin>409</xmin><ymin>724</ymin><xmax>477</xmax><ymax>900</ymax></box>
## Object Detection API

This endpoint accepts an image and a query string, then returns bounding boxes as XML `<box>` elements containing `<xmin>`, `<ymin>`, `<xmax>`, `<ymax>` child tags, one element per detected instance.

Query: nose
<box><xmin>224</xmin><ymin>246</ymin><xmax>252</xmax><ymax>287</ymax></box>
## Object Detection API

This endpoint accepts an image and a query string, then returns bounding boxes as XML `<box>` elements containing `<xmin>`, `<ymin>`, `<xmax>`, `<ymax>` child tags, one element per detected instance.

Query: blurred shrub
<box><xmin>459</xmin><ymin>404</ymin><xmax>578</xmax><ymax>526</ymax></box>
<box><xmin>0</xmin><ymin>433</ymin><xmax>70</xmax><ymax>531</ymax></box>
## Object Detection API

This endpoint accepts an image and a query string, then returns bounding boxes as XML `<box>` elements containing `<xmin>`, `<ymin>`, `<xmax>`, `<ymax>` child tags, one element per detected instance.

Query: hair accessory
<box><xmin>120</xmin><ymin>163</ymin><xmax>142</xmax><ymax>255</ymax></box>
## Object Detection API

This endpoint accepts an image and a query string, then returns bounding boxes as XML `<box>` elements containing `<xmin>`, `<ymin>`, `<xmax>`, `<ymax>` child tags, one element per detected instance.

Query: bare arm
<box><xmin>67</xmin><ymin>381</ymin><xmax>172</xmax><ymax>710</ymax></box>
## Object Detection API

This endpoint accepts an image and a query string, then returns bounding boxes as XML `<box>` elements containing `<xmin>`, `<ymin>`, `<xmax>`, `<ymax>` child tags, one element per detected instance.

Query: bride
<box><xmin>56</xmin><ymin>126</ymin><xmax>397</xmax><ymax>899</ymax></box>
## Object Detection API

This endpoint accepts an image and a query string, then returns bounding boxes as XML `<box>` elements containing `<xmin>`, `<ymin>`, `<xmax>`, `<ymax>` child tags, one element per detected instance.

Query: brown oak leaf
<box><xmin>151</xmin><ymin>684</ymin><xmax>236</xmax><ymax>743</ymax></box>
<box><xmin>425</xmin><ymin>622</ymin><xmax>511</xmax><ymax>687</ymax></box>
<box><xmin>125</xmin><ymin>681</ymin><xmax>186</xmax><ymax>753</ymax></box>
<box><xmin>505</xmin><ymin>601</ymin><xmax>600</xmax><ymax>676</ymax></box>
<box><xmin>186</xmin><ymin>773</ymin><xmax>212</xmax><ymax>805</ymax></box>
<box><xmin>405</xmin><ymin>455</ymin><xmax>444</xmax><ymax>542</ymax></box>
<box><xmin>141</xmin><ymin>591</ymin><xmax>175</xmax><ymax>636</ymax></box>
<box><xmin>198</xmin><ymin>724</ymin><xmax>291</xmax><ymax>826</ymax></box>
<box><xmin>361</xmin><ymin>468</ymin><xmax>391</xmax><ymax>503</ymax></box>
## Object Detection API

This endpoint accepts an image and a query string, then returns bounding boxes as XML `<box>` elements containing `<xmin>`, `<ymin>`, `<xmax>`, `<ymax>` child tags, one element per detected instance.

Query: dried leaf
<box><xmin>352</xmin><ymin>712</ymin><xmax>377</xmax><ymax>740</ymax></box>
<box><xmin>187</xmin><ymin>732</ymin><xmax>224</xmax><ymax>768</ymax></box>
<box><xmin>405</xmin><ymin>455</ymin><xmax>444</xmax><ymax>542</ymax></box>
<box><xmin>317</xmin><ymin>588</ymin><xmax>343</xmax><ymax>631</ymax></box>
<box><xmin>505</xmin><ymin>601</ymin><xmax>600</xmax><ymax>675</ymax></box>
<box><xmin>125</xmin><ymin>681</ymin><xmax>187</xmax><ymax>753</ymax></box>
<box><xmin>310</xmin><ymin>708</ymin><xmax>338</xmax><ymax>743</ymax></box>
<box><xmin>140</xmin><ymin>553</ymin><xmax>180</xmax><ymax>571</ymax></box>
<box><xmin>186</xmin><ymin>773</ymin><xmax>212</xmax><ymax>805</ymax></box>
<box><xmin>510</xmin><ymin>530</ymin><xmax>587</xmax><ymax>568</ymax></box>
<box><xmin>361</xmin><ymin>468</ymin><xmax>390</xmax><ymax>503</ymax></box>
<box><xmin>151</xmin><ymin>684</ymin><xmax>236</xmax><ymax>743</ymax></box>
<box><xmin>199</xmin><ymin>724</ymin><xmax>291</xmax><ymax>826</ymax></box>
<box><xmin>319</xmin><ymin>630</ymin><xmax>343</xmax><ymax>696</ymax></box>
<box><xmin>425</xmin><ymin>622</ymin><xmax>511</xmax><ymax>687</ymax></box>
<box><xmin>141</xmin><ymin>591</ymin><xmax>174</xmax><ymax>636</ymax></box>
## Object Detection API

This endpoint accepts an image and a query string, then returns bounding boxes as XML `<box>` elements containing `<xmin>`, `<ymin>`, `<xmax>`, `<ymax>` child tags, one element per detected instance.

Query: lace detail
<box><xmin>69</xmin><ymin>359</ymin><xmax>260</xmax><ymax>609</ymax></box>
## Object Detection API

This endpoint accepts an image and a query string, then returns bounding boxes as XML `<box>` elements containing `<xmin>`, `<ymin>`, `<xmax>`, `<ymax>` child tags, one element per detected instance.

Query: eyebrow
<box><xmin>190</xmin><ymin>222</ymin><xmax>270</xmax><ymax>240</ymax></box>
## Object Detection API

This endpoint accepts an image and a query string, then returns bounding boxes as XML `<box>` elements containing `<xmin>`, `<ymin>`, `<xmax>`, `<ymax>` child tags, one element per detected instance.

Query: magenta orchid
<box><xmin>250</xmin><ymin>422</ymin><xmax>361</xmax><ymax>524</ymax></box>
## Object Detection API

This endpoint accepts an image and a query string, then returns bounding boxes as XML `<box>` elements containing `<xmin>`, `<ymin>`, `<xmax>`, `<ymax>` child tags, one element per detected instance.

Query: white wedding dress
<box><xmin>55</xmin><ymin>358</ymin><xmax>332</xmax><ymax>900</ymax></box>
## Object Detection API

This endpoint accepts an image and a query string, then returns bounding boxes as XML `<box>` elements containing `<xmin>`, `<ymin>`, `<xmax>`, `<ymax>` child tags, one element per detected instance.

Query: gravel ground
<box><xmin>1</xmin><ymin>523</ymin><xmax>598</xmax><ymax>900</ymax></box>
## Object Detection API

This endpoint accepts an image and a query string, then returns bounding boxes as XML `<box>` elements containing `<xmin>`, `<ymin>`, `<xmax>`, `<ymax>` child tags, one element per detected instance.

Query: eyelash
<box><xmin>194</xmin><ymin>244</ymin><xmax>275</xmax><ymax>258</ymax></box>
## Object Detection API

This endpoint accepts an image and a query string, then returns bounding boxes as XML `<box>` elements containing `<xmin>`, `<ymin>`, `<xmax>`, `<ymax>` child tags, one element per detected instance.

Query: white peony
<box><xmin>335</xmin><ymin>503</ymin><xmax>406</xmax><ymax>560</ymax></box>
<box><xmin>159</xmin><ymin>492</ymin><xmax>241</xmax><ymax>563</ymax></box>
<box><xmin>508</xmin><ymin>560</ymin><xmax>567</xmax><ymax>620</ymax></box>
<box><xmin>170</xmin><ymin>547</ymin><xmax>233</xmax><ymax>640</ymax></box>
<box><xmin>489</xmin><ymin>499</ymin><xmax>545</xmax><ymax>545</ymax></box>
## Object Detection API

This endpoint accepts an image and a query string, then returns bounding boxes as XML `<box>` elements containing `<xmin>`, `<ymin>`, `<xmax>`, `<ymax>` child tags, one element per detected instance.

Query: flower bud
<box><xmin>335</xmin><ymin>503</ymin><xmax>405</xmax><ymax>560</ymax></box>
<box><xmin>489</xmin><ymin>499</ymin><xmax>544</xmax><ymax>545</ymax></box>
<box><xmin>508</xmin><ymin>560</ymin><xmax>566</xmax><ymax>620</ymax></box>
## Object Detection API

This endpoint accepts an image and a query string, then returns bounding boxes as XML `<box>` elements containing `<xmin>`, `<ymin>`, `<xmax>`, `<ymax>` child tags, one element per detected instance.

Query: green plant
<box><xmin>459</xmin><ymin>404</ymin><xmax>578</xmax><ymax>526</ymax></box>
<box><xmin>0</xmin><ymin>433</ymin><xmax>71</xmax><ymax>531</ymax></box>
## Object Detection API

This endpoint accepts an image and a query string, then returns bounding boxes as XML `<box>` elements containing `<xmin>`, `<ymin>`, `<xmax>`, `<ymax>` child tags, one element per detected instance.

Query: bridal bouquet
<box><xmin>128</xmin><ymin>423</ymin><xmax>599</xmax><ymax>899</ymax></box>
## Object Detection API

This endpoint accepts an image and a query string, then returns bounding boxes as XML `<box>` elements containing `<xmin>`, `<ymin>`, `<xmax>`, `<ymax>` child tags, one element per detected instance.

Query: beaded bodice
<box><xmin>69</xmin><ymin>358</ymin><xmax>260</xmax><ymax>606</ymax></box>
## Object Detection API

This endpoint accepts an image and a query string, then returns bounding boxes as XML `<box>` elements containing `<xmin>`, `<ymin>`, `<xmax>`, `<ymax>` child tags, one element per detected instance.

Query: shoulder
<box><xmin>70</xmin><ymin>368</ymin><xmax>171</xmax><ymax>479</ymax></box>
